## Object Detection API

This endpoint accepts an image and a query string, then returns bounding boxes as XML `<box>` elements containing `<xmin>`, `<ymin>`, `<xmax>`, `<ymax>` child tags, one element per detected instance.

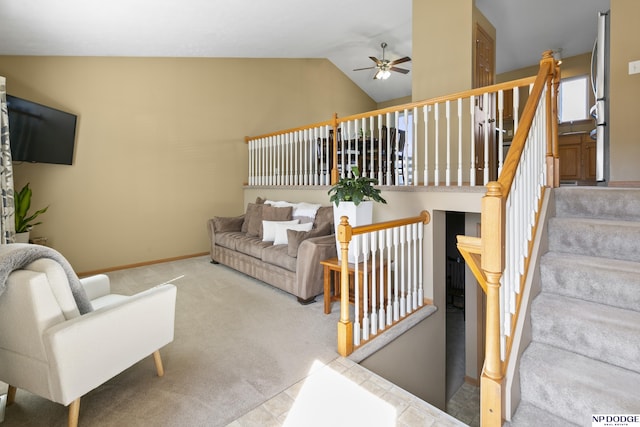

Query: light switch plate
<box><xmin>629</xmin><ymin>60</ymin><xmax>640</xmax><ymax>75</ymax></box>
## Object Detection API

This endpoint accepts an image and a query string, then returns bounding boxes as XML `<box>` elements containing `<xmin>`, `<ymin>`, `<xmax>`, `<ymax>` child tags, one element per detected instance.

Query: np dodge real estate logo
<box><xmin>592</xmin><ymin>414</ymin><xmax>640</xmax><ymax>427</ymax></box>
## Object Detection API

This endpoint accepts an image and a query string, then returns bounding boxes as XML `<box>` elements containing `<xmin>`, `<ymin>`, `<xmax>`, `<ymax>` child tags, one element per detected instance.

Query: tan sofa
<box><xmin>207</xmin><ymin>201</ymin><xmax>337</xmax><ymax>304</ymax></box>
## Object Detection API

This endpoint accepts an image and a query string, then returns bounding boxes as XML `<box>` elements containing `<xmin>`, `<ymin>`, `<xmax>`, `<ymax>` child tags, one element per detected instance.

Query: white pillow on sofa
<box><xmin>273</xmin><ymin>222</ymin><xmax>313</xmax><ymax>245</ymax></box>
<box><xmin>262</xmin><ymin>220</ymin><xmax>299</xmax><ymax>242</ymax></box>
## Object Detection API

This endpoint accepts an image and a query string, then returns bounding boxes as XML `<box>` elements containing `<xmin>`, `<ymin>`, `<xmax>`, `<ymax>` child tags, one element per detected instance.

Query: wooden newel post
<box><xmin>481</xmin><ymin>181</ymin><xmax>505</xmax><ymax>427</ymax></box>
<box><xmin>337</xmin><ymin>215</ymin><xmax>353</xmax><ymax>356</ymax></box>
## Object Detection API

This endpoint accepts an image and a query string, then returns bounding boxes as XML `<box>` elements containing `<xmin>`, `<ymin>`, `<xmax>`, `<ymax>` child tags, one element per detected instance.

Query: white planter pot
<box><xmin>333</xmin><ymin>201</ymin><xmax>373</xmax><ymax>263</ymax></box>
<box><xmin>14</xmin><ymin>231</ymin><xmax>30</xmax><ymax>243</ymax></box>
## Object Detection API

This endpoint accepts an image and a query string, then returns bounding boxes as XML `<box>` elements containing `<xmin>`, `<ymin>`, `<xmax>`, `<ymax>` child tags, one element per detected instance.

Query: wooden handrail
<box><xmin>335</xmin><ymin>76</ymin><xmax>537</xmax><ymax>123</ymax></box>
<box><xmin>245</xmin><ymin>118</ymin><xmax>335</xmax><ymax>142</ymax></box>
<box><xmin>350</xmin><ymin>210</ymin><xmax>430</xmax><ymax>236</ymax></box>
<box><xmin>497</xmin><ymin>51</ymin><xmax>556</xmax><ymax>198</ymax></box>
<box><xmin>456</xmin><ymin>51</ymin><xmax>560</xmax><ymax>427</ymax></box>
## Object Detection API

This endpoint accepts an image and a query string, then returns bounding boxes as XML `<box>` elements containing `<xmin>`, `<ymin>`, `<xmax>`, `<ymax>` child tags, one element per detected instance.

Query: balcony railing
<box><xmin>247</xmin><ymin>76</ymin><xmax>538</xmax><ymax>188</ymax></box>
<box><xmin>334</xmin><ymin>211</ymin><xmax>431</xmax><ymax>356</ymax></box>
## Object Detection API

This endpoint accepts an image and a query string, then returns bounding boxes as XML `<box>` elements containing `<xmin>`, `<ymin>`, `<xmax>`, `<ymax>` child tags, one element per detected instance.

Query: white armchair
<box><xmin>0</xmin><ymin>257</ymin><xmax>177</xmax><ymax>427</ymax></box>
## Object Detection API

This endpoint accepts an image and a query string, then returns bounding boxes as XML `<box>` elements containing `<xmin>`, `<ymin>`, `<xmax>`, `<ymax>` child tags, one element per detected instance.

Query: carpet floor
<box><xmin>1</xmin><ymin>256</ymin><xmax>342</xmax><ymax>427</ymax></box>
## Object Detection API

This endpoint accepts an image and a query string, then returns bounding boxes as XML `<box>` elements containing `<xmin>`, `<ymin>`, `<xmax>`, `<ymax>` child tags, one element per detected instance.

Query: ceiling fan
<box><xmin>353</xmin><ymin>42</ymin><xmax>411</xmax><ymax>80</ymax></box>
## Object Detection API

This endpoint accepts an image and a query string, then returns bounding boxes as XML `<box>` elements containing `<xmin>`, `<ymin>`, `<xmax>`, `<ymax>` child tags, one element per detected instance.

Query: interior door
<box><xmin>474</xmin><ymin>25</ymin><xmax>497</xmax><ymax>184</ymax></box>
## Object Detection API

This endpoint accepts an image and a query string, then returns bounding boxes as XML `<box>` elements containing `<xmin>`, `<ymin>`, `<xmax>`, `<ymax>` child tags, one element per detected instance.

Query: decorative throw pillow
<box><xmin>262</xmin><ymin>219</ymin><xmax>299</xmax><ymax>242</ymax></box>
<box><xmin>273</xmin><ymin>222</ymin><xmax>313</xmax><ymax>246</ymax></box>
<box><xmin>287</xmin><ymin>222</ymin><xmax>332</xmax><ymax>257</ymax></box>
<box><xmin>243</xmin><ymin>203</ymin><xmax>264</xmax><ymax>236</ymax></box>
<box><xmin>259</xmin><ymin>206</ymin><xmax>293</xmax><ymax>239</ymax></box>
<box><xmin>213</xmin><ymin>215</ymin><xmax>245</xmax><ymax>233</ymax></box>
<box><xmin>313</xmin><ymin>205</ymin><xmax>334</xmax><ymax>230</ymax></box>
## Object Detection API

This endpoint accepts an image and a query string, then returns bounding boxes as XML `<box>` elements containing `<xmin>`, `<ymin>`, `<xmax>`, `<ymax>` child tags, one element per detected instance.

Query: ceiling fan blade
<box><xmin>390</xmin><ymin>67</ymin><xmax>410</xmax><ymax>74</ymax></box>
<box><xmin>389</xmin><ymin>56</ymin><xmax>411</xmax><ymax>66</ymax></box>
<box><xmin>369</xmin><ymin>56</ymin><xmax>382</xmax><ymax>65</ymax></box>
<box><xmin>353</xmin><ymin>66</ymin><xmax>376</xmax><ymax>71</ymax></box>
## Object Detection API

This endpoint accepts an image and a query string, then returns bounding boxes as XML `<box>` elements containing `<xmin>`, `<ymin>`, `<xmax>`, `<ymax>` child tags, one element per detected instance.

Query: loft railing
<box><xmin>456</xmin><ymin>51</ymin><xmax>560</xmax><ymax>426</ymax></box>
<box><xmin>246</xmin><ymin>77</ymin><xmax>539</xmax><ymax>187</ymax></box>
<box><xmin>334</xmin><ymin>211</ymin><xmax>431</xmax><ymax>356</ymax></box>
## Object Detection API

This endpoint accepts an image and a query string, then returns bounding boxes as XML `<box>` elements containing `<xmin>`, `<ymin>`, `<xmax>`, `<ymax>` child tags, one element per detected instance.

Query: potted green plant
<box><xmin>14</xmin><ymin>183</ymin><xmax>48</xmax><ymax>243</ymax></box>
<box><xmin>328</xmin><ymin>166</ymin><xmax>386</xmax><ymax>262</ymax></box>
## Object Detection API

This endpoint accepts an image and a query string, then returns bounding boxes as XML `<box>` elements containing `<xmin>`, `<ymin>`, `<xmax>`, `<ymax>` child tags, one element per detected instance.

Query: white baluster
<box><xmin>434</xmin><ymin>103</ymin><xmax>439</xmax><ymax>186</ymax></box>
<box><xmin>418</xmin><ymin>219</ymin><xmax>424</xmax><ymax>305</ymax></box>
<box><xmin>353</xmin><ymin>235</ymin><xmax>361</xmax><ymax>346</ymax></box>
<box><xmin>394</xmin><ymin>111</ymin><xmax>400</xmax><ymax>185</ymax></box>
<box><xmin>369</xmin><ymin>232</ymin><xmax>378</xmax><ymax>335</ymax></box>
<box><xmin>377</xmin><ymin>114</ymin><xmax>383</xmax><ymax>184</ymax></box>
<box><xmin>399</xmin><ymin>225</ymin><xmax>406</xmax><ymax>317</ymax></box>
<box><xmin>498</xmin><ymin>90</ymin><xmax>504</xmax><ymax>177</ymax></box>
<box><xmin>483</xmin><ymin>92</ymin><xmax>489</xmax><ymax>185</ymax></box>
<box><xmin>413</xmin><ymin>106</ymin><xmax>418</xmax><ymax>186</ymax></box>
<box><xmin>445</xmin><ymin>100</ymin><xmax>451</xmax><ymax>186</ymax></box>
<box><xmin>513</xmin><ymin>87</ymin><xmax>520</xmax><ymax>137</ymax></box>
<box><xmin>458</xmin><ymin>98</ymin><xmax>463</xmax><ymax>186</ymax></box>
<box><xmin>385</xmin><ymin>228</ymin><xmax>393</xmax><ymax>326</ymax></box>
<box><xmin>470</xmin><ymin>95</ymin><xmax>476</xmax><ymax>186</ymax></box>
<box><xmin>385</xmin><ymin>112</ymin><xmax>392</xmax><ymax>185</ymax></box>
<box><xmin>403</xmin><ymin>108</ymin><xmax>409</xmax><ymax>186</ymax></box>
<box><xmin>393</xmin><ymin>227</ymin><xmax>400</xmax><ymax>321</ymax></box>
<box><xmin>423</xmin><ymin>105</ymin><xmax>429</xmax><ymax>186</ymax></box>
<box><xmin>369</xmin><ymin>117</ymin><xmax>375</xmax><ymax>180</ymax></box>
<box><xmin>361</xmin><ymin>234</ymin><xmax>369</xmax><ymax>341</ymax></box>
<box><xmin>378</xmin><ymin>229</ymin><xmax>386</xmax><ymax>330</ymax></box>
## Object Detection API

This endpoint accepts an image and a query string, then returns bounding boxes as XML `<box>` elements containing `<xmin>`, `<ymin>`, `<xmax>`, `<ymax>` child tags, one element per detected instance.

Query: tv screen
<box><xmin>6</xmin><ymin>95</ymin><xmax>77</xmax><ymax>165</ymax></box>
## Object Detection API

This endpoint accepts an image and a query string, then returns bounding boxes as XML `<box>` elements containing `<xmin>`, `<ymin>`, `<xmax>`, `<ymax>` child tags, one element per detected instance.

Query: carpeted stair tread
<box><xmin>531</xmin><ymin>293</ymin><xmax>640</xmax><ymax>373</ymax></box>
<box><xmin>540</xmin><ymin>252</ymin><xmax>640</xmax><ymax>313</ymax></box>
<box><xmin>519</xmin><ymin>342</ymin><xmax>640</xmax><ymax>424</ymax></box>
<box><xmin>555</xmin><ymin>187</ymin><xmax>640</xmax><ymax>221</ymax></box>
<box><xmin>508</xmin><ymin>401</ymin><xmax>579</xmax><ymax>427</ymax></box>
<box><xmin>548</xmin><ymin>217</ymin><xmax>640</xmax><ymax>263</ymax></box>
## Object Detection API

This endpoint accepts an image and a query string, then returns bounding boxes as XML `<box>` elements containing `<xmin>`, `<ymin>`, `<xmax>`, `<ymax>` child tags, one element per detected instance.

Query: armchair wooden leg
<box><xmin>6</xmin><ymin>385</ymin><xmax>16</xmax><ymax>405</ymax></box>
<box><xmin>153</xmin><ymin>350</ymin><xmax>164</xmax><ymax>377</ymax></box>
<box><xmin>68</xmin><ymin>398</ymin><xmax>80</xmax><ymax>427</ymax></box>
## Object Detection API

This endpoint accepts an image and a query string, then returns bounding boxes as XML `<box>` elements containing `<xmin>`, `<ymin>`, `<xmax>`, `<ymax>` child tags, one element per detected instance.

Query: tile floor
<box><xmin>228</xmin><ymin>357</ymin><xmax>470</xmax><ymax>427</ymax></box>
<box><xmin>446</xmin><ymin>382</ymin><xmax>481</xmax><ymax>427</ymax></box>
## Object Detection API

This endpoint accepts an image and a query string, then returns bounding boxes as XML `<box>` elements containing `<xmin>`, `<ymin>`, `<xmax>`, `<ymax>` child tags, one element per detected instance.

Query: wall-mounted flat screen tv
<box><xmin>6</xmin><ymin>95</ymin><xmax>77</xmax><ymax>165</ymax></box>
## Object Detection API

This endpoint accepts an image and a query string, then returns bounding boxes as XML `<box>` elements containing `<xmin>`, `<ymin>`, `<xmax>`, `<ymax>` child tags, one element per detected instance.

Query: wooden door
<box><xmin>474</xmin><ymin>25</ymin><xmax>496</xmax><ymax>184</ymax></box>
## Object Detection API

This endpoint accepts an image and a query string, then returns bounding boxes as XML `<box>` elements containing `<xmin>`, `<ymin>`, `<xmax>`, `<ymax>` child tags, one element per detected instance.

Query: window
<box><xmin>558</xmin><ymin>75</ymin><xmax>589</xmax><ymax>123</ymax></box>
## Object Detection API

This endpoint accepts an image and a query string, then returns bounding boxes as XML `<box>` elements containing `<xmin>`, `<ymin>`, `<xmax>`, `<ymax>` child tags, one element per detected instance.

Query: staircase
<box><xmin>510</xmin><ymin>186</ymin><xmax>640</xmax><ymax>427</ymax></box>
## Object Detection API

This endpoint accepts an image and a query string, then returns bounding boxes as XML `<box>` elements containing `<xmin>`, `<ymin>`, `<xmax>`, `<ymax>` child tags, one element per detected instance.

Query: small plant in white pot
<box><xmin>14</xmin><ymin>183</ymin><xmax>48</xmax><ymax>243</ymax></box>
<box><xmin>328</xmin><ymin>166</ymin><xmax>386</xmax><ymax>262</ymax></box>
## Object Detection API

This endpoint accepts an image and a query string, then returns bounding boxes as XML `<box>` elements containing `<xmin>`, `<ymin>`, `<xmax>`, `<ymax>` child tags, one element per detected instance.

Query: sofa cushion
<box><xmin>215</xmin><ymin>231</ymin><xmax>245</xmax><ymax>251</ymax></box>
<box><xmin>213</xmin><ymin>215</ymin><xmax>244</xmax><ymax>233</ymax></box>
<box><xmin>274</xmin><ymin>222</ymin><xmax>313</xmax><ymax>245</ymax></box>
<box><xmin>261</xmin><ymin>244</ymin><xmax>297</xmax><ymax>272</ymax></box>
<box><xmin>314</xmin><ymin>205</ymin><xmax>334</xmax><ymax>229</ymax></box>
<box><xmin>235</xmin><ymin>234</ymin><xmax>273</xmax><ymax>259</ymax></box>
<box><xmin>259</xmin><ymin>206</ymin><xmax>293</xmax><ymax>239</ymax></box>
<box><xmin>242</xmin><ymin>203</ymin><xmax>263</xmax><ymax>235</ymax></box>
<box><xmin>262</xmin><ymin>219</ymin><xmax>299</xmax><ymax>242</ymax></box>
<box><xmin>287</xmin><ymin>222</ymin><xmax>333</xmax><ymax>257</ymax></box>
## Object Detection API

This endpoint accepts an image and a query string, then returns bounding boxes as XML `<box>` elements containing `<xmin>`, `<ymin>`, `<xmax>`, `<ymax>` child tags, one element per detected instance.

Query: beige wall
<box><xmin>413</xmin><ymin>0</ymin><xmax>474</xmax><ymax>101</ymax></box>
<box><xmin>0</xmin><ymin>56</ymin><xmax>376</xmax><ymax>272</ymax></box>
<box><xmin>609</xmin><ymin>0</ymin><xmax>640</xmax><ymax>185</ymax></box>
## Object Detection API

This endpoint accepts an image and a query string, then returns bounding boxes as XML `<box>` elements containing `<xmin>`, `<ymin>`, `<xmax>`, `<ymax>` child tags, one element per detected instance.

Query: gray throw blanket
<box><xmin>0</xmin><ymin>243</ymin><xmax>93</xmax><ymax>314</ymax></box>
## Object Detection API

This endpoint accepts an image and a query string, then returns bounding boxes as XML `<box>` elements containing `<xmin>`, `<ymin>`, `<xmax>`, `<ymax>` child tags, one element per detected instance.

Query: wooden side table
<box><xmin>320</xmin><ymin>257</ymin><xmax>388</xmax><ymax>318</ymax></box>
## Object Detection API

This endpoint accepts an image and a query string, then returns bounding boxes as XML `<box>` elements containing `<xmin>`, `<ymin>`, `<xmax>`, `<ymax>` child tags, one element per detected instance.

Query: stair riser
<box><xmin>555</xmin><ymin>187</ymin><xmax>640</xmax><ymax>221</ymax></box>
<box><xmin>540</xmin><ymin>257</ymin><xmax>640</xmax><ymax>313</ymax></box>
<box><xmin>531</xmin><ymin>295</ymin><xmax>640</xmax><ymax>373</ymax></box>
<box><xmin>548</xmin><ymin>219</ymin><xmax>640</xmax><ymax>263</ymax></box>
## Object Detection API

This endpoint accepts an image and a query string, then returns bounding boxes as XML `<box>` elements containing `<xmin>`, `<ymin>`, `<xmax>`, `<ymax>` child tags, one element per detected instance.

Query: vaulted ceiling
<box><xmin>0</xmin><ymin>0</ymin><xmax>610</xmax><ymax>102</ymax></box>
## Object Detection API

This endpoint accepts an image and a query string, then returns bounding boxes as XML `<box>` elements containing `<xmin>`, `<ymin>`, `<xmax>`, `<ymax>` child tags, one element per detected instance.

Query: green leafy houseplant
<box><xmin>328</xmin><ymin>166</ymin><xmax>387</xmax><ymax>206</ymax></box>
<box><xmin>14</xmin><ymin>183</ymin><xmax>48</xmax><ymax>233</ymax></box>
